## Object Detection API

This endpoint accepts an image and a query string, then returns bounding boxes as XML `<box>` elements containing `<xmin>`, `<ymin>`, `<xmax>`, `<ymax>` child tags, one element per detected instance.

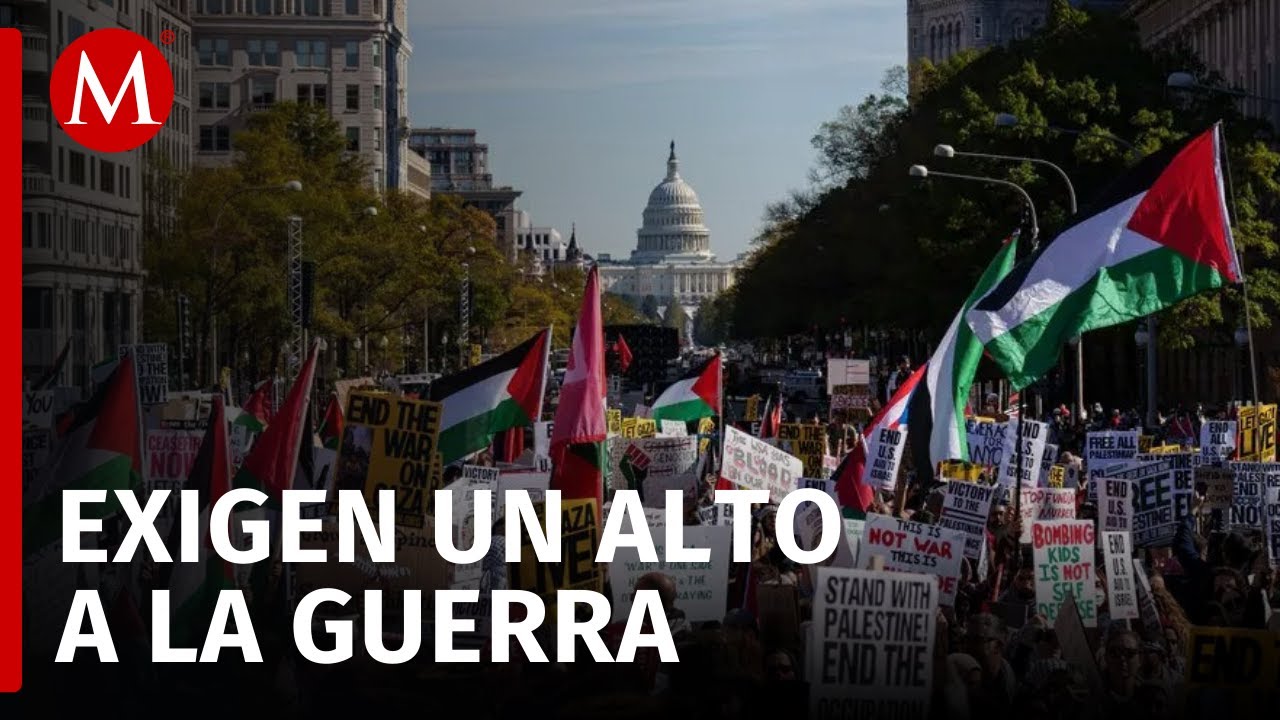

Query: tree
<box><xmin>640</xmin><ymin>295</ymin><xmax>660</xmax><ymax>322</ymax></box>
<box><xmin>664</xmin><ymin>296</ymin><xmax>689</xmax><ymax>338</ymax></box>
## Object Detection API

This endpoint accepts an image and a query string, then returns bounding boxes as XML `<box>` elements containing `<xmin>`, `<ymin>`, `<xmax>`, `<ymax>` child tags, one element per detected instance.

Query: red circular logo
<box><xmin>49</xmin><ymin>28</ymin><xmax>174</xmax><ymax>153</ymax></box>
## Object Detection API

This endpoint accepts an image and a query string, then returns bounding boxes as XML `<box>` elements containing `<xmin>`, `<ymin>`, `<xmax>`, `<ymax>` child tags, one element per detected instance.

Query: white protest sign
<box><xmin>864</xmin><ymin>425</ymin><xmax>908</xmax><ymax>493</ymax></box>
<box><xmin>659</xmin><ymin>419</ymin><xmax>688</xmax><ymax>437</ymax></box>
<box><xmin>609</xmin><ymin>436</ymin><xmax>699</xmax><ymax>507</ymax></box>
<box><xmin>1099</xmin><ymin>475</ymin><xmax>1132</xmax><ymax>534</ymax></box>
<box><xmin>809</xmin><ymin>568</ymin><xmax>937</xmax><ymax>720</ymax></box>
<box><xmin>145</xmin><ymin>428</ymin><xmax>204</xmax><ymax>527</ymax></box>
<box><xmin>1105</xmin><ymin>459</ymin><xmax>1179</xmax><ymax>547</ymax></box>
<box><xmin>22</xmin><ymin>428</ymin><xmax>51</xmax><ymax>495</ymax></box>
<box><xmin>609</xmin><ymin>525</ymin><xmax>731</xmax><ymax>623</ymax></box>
<box><xmin>938</xmin><ymin>481</ymin><xmax>995</xmax><ymax>562</ymax></box>
<box><xmin>1228</xmin><ymin>462</ymin><xmax>1280</xmax><ymax>531</ymax></box>
<box><xmin>1039</xmin><ymin>443</ymin><xmax>1060</xmax><ymax>486</ymax></box>
<box><xmin>965</xmin><ymin>418</ymin><xmax>1005</xmax><ymax>468</ymax></box>
<box><xmin>1085</xmin><ymin>430</ymin><xmax>1139</xmax><ymax>501</ymax></box>
<box><xmin>533</xmin><ymin>421</ymin><xmax>553</xmax><ymax>462</ymax></box>
<box><xmin>998</xmin><ymin>419</ymin><xmax>1049</xmax><ymax>490</ymax></box>
<box><xmin>1200</xmin><ymin>420</ymin><xmax>1237</xmax><ymax>462</ymax></box>
<box><xmin>797</xmin><ymin>477</ymin><xmax>839</xmax><ymax>505</ymax></box>
<box><xmin>1018</xmin><ymin>488</ymin><xmax>1077</xmax><ymax>543</ymax></box>
<box><xmin>1102</xmin><ymin>531</ymin><xmax>1138</xmax><ymax>620</ymax></box>
<box><xmin>829</xmin><ymin>517</ymin><xmax>865</xmax><ymax>569</ymax></box>
<box><xmin>856</xmin><ymin>514</ymin><xmax>964</xmax><ymax>605</ymax></box>
<box><xmin>22</xmin><ymin>389</ymin><xmax>57</xmax><ymax>428</ymax></box>
<box><xmin>1031</xmin><ymin>520</ymin><xmax>1097</xmax><ymax>627</ymax></box>
<box><xmin>121</xmin><ymin>343</ymin><xmax>169</xmax><ymax>406</ymax></box>
<box><xmin>826</xmin><ymin>358</ymin><xmax>871</xmax><ymax>395</ymax></box>
<box><xmin>698</xmin><ymin>502</ymin><xmax>734</xmax><ymax>527</ymax></box>
<box><xmin>721</xmin><ymin>425</ymin><xmax>803</xmax><ymax>503</ymax></box>
<box><xmin>1131</xmin><ymin>559</ymin><xmax>1163</xmax><ymax>640</ymax></box>
<box><xmin>1265</xmin><ymin>486</ymin><xmax>1280</xmax><ymax>565</ymax></box>
<box><xmin>497</xmin><ymin>471</ymin><xmax>550</xmax><ymax>508</ymax></box>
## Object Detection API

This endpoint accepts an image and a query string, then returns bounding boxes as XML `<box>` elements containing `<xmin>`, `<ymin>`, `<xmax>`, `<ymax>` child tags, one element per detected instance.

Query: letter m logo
<box><xmin>66</xmin><ymin>50</ymin><xmax>161</xmax><ymax>126</ymax></box>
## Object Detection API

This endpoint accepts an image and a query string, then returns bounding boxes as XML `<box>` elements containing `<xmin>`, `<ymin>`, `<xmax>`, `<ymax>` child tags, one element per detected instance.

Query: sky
<box><xmin>407</xmin><ymin>0</ymin><xmax>905</xmax><ymax>260</ymax></box>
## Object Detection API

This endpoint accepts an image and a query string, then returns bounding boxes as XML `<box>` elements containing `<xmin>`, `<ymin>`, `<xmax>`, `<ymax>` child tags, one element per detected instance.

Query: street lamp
<box><xmin>908</xmin><ymin>164</ymin><xmax>1039</xmax><ymax>244</ymax></box>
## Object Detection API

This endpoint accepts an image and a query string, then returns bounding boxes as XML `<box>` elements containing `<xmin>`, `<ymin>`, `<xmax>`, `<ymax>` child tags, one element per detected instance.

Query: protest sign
<box><xmin>778</xmin><ymin>423</ymin><xmax>828</xmax><ymax>478</ymax></box>
<box><xmin>1085</xmin><ymin>430</ymin><xmax>1139</xmax><ymax>501</ymax></box>
<box><xmin>1228</xmin><ymin>462</ymin><xmax>1280</xmax><ymax>531</ymax></box>
<box><xmin>1201</xmin><ymin>420</ymin><xmax>1237</xmax><ymax>462</ymax></box>
<box><xmin>1151</xmin><ymin>451</ymin><xmax>1196</xmax><ymax>523</ymax></box>
<box><xmin>22</xmin><ymin>389</ymin><xmax>57</xmax><ymax>428</ymax></box>
<box><xmin>939</xmin><ymin>461</ymin><xmax>982</xmax><ymax>482</ymax></box>
<box><xmin>497</xmin><ymin>470</ymin><xmax>550</xmax><ymax>509</ymax></box>
<box><xmin>938</xmin><ymin>481</ymin><xmax>996</xmax><ymax>562</ymax></box>
<box><xmin>721</xmin><ymin>426</ymin><xmax>803</xmax><ymax>503</ymax></box>
<box><xmin>609</xmin><ymin>524</ymin><xmax>731</xmax><ymax>623</ymax></box>
<box><xmin>1260</xmin><ymin>404</ymin><xmax>1277</xmax><ymax>462</ymax></box>
<box><xmin>1047</xmin><ymin>465</ymin><xmax>1067</xmax><ymax>488</ymax></box>
<box><xmin>1184</xmin><ymin>626</ymin><xmax>1280</xmax><ymax>716</ymax></box>
<box><xmin>121</xmin><ymin>343</ymin><xmax>169</xmax><ymax>406</ymax></box>
<box><xmin>609</xmin><ymin>436</ymin><xmax>699</xmax><ymax>507</ymax></box>
<box><xmin>864</xmin><ymin>424</ymin><xmax>908</xmax><ymax>493</ymax></box>
<box><xmin>856</xmin><ymin>514</ymin><xmax>964</xmax><ymax>605</ymax></box>
<box><xmin>145</xmin><ymin>428</ymin><xmax>204</xmax><ymax>526</ymax></box>
<box><xmin>533</xmin><ymin>420</ymin><xmax>554</xmax><ymax>461</ymax></box>
<box><xmin>1017</xmin><ymin>488</ymin><xmax>1077</xmax><ymax>543</ymax></box>
<box><xmin>1139</xmin><ymin>435</ymin><xmax>1156</xmax><ymax>453</ymax></box>
<box><xmin>1105</xmin><ymin>459</ymin><xmax>1179</xmax><ymax>547</ymax></box>
<box><xmin>997</xmin><ymin>419</ymin><xmax>1048</xmax><ymax>490</ymax></box>
<box><xmin>1031</xmin><ymin>520</ymin><xmax>1097</xmax><ymax>626</ymax></box>
<box><xmin>333</xmin><ymin>391</ymin><xmax>444</xmax><ymax>529</ymax></box>
<box><xmin>1102</xmin><ymin>531</ymin><xmax>1138</xmax><ymax>620</ymax></box>
<box><xmin>698</xmin><ymin>502</ymin><xmax>734</xmax><ymax>527</ymax></box>
<box><xmin>1099</xmin><ymin>475</ymin><xmax>1132</xmax><ymax>533</ymax></box>
<box><xmin>798</xmin><ymin>477</ymin><xmax>839</xmax><ymax>505</ymax></box>
<box><xmin>1039</xmin><ymin>443</ymin><xmax>1059</xmax><ymax>486</ymax></box>
<box><xmin>1265</xmin><ymin>486</ymin><xmax>1280</xmax><ymax>565</ymax></box>
<box><xmin>965</xmin><ymin>418</ymin><xmax>1005</xmax><ymax>468</ymax></box>
<box><xmin>829</xmin><ymin>384</ymin><xmax>872</xmax><ymax>414</ymax></box>
<box><xmin>1131</xmin><ymin>560</ymin><xmax>1164</xmax><ymax>640</ymax></box>
<box><xmin>744</xmin><ymin>395</ymin><xmax>761</xmax><ymax>422</ymax></box>
<box><xmin>508</xmin><ymin>497</ymin><xmax>603</xmax><ymax>602</ymax></box>
<box><xmin>606</xmin><ymin>408</ymin><xmax>622</xmax><ymax>436</ymax></box>
<box><xmin>1199</xmin><ymin>466</ymin><xmax>1235</xmax><ymax>511</ymax></box>
<box><xmin>659</xmin><ymin>419</ymin><xmax>688</xmax><ymax>437</ymax></box>
<box><xmin>809</xmin><ymin>568</ymin><xmax>937</xmax><ymax>720</ymax></box>
<box><xmin>826</xmin><ymin>358</ymin><xmax>871</xmax><ymax>394</ymax></box>
<box><xmin>1238</xmin><ymin>406</ymin><xmax>1259</xmax><ymax>461</ymax></box>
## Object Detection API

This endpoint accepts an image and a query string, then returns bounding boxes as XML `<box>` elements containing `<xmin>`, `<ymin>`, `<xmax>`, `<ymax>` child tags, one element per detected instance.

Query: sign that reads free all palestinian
<box><xmin>1085</xmin><ymin>430</ymin><xmax>1139</xmax><ymax>501</ymax></box>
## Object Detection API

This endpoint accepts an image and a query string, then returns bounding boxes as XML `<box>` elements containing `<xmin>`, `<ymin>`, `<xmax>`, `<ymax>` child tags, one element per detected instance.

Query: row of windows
<box><xmin>197</xmin><ymin>80</ymin><xmax>380</xmax><ymax>112</ymax></box>
<box><xmin>22</xmin><ymin>211</ymin><xmax>135</xmax><ymax>263</ymax></box>
<box><xmin>201</xmin><ymin>122</ymin><xmax>382</xmax><ymax>153</ymax></box>
<box><xmin>56</xmin><ymin>149</ymin><xmax>134</xmax><ymax>199</ymax></box>
<box><xmin>911</xmin><ymin>16</ymin><xmax>1040</xmax><ymax>56</ymax></box>
<box><xmin>22</xmin><ymin>288</ymin><xmax>134</xmax><ymax>356</ymax></box>
<box><xmin>198</xmin><ymin>37</ymin><xmax>382</xmax><ymax>69</ymax></box>
<box><xmin>198</xmin><ymin>0</ymin><xmax>382</xmax><ymax>16</ymax></box>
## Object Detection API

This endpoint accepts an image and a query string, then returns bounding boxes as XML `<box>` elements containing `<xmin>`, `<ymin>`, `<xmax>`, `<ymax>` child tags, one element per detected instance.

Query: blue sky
<box><xmin>407</xmin><ymin>0</ymin><xmax>904</xmax><ymax>260</ymax></box>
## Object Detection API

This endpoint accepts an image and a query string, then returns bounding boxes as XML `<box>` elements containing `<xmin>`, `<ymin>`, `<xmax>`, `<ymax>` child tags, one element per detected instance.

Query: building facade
<box><xmin>907</xmin><ymin>0</ymin><xmax>1050</xmax><ymax>68</ymax></box>
<box><xmin>408</xmin><ymin>127</ymin><xmax>522</xmax><ymax>258</ymax></box>
<box><xmin>190</xmin><ymin>0</ymin><xmax>412</xmax><ymax>192</ymax></box>
<box><xmin>1127</xmin><ymin>0</ymin><xmax>1280</xmax><ymax>131</ymax></box>
<box><xmin>597</xmin><ymin>142</ymin><xmax>737</xmax><ymax>321</ymax></box>
<box><xmin>13</xmin><ymin>0</ymin><xmax>187</xmax><ymax>388</ymax></box>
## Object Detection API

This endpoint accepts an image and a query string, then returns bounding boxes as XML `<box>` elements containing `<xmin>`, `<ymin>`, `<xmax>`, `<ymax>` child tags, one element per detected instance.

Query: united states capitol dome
<box><xmin>633</xmin><ymin>141</ymin><xmax>713</xmax><ymax>263</ymax></box>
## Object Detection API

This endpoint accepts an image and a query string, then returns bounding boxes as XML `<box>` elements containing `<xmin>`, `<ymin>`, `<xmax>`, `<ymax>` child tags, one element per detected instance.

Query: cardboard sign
<box><xmin>965</xmin><ymin>418</ymin><xmax>1005</xmax><ymax>468</ymax></box>
<box><xmin>609</xmin><ymin>525</ymin><xmax>731</xmax><ymax>623</ymax></box>
<box><xmin>659</xmin><ymin>419</ymin><xmax>688</xmax><ymax>437</ymax></box>
<box><xmin>1199</xmin><ymin>466</ymin><xmax>1235</xmax><ymax>511</ymax></box>
<box><xmin>121</xmin><ymin>343</ymin><xmax>169</xmax><ymax>406</ymax></box>
<box><xmin>507</xmin><ymin>498</ymin><xmax>603</xmax><ymax>601</ymax></box>
<box><xmin>863</xmin><ymin>425</ymin><xmax>908</xmax><ymax>493</ymax></box>
<box><xmin>606</xmin><ymin>408</ymin><xmax>623</xmax><ymax>436</ymax></box>
<box><xmin>334</xmin><ymin>392</ymin><xmax>444</xmax><ymax>529</ymax></box>
<box><xmin>608</xmin><ymin>436</ymin><xmax>699</xmax><ymax>507</ymax></box>
<box><xmin>1105</xmin><ymin>459</ymin><xmax>1179</xmax><ymax>547</ymax></box>
<box><xmin>1085</xmin><ymin>430</ymin><xmax>1139</xmax><ymax>501</ymax></box>
<box><xmin>1031</xmin><ymin>520</ymin><xmax>1097</xmax><ymax>626</ymax></box>
<box><xmin>809</xmin><ymin>568</ymin><xmax>937</xmax><ymax>720</ymax></box>
<box><xmin>778</xmin><ymin>423</ymin><xmax>827</xmax><ymax>478</ymax></box>
<box><xmin>997</xmin><ymin>419</ymin><xmax>1049</xmax><ymax>490</ymax></box>
<box><xmin>856</xmin><ymin>514</ymin><xmax>964</xmax><ymax>605</ymax></box>
<box><xmin>938</xmin><ymin>481</ymin><xmax>996</xmax><ymax>562</ymax></box>
<box><xmin>1018</xmin><ymin>488</ymin><xmax>1077</xmax><ymax>543</ymax></box>
<box><xmin>1102</xmin><ymin>531</ymin><xmax>1138</xmax><ymax>620</ymax></box>
<box><xmin>1228</xmin><ymin>462</ymin><xmax>1280</xmax><ymax>531</ymax></box>
<box><xmin>720</xmin><ymin>426</ymin><xmax>803</xmax><ymax>503</ymax></box>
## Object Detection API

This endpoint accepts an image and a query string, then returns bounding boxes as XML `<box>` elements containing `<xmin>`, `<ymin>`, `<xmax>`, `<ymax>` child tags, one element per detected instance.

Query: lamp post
<box><xmin>205</xmin><ymin>180</ymin><xmax>303</xmax><ymax>385</ymax></box>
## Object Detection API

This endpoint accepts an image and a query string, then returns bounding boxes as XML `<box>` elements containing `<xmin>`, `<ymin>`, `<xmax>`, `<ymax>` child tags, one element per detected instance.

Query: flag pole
<box><xmin>1217</xmin><ymin>122</ymin><xmax>1260</xmax><ymax>448</ymax></box>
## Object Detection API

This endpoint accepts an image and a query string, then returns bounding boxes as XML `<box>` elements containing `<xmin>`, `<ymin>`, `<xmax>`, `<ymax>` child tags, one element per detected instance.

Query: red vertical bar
<box><xmin>1</xmin><ymin>27</ymin><xmax>23</xmax><ymax>693</ymax></box>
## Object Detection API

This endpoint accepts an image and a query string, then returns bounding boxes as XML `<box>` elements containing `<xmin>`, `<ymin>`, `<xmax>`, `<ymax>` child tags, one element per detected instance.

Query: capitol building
<box><xmin>597</xmin><ymin>142</ymin><xmax>739</xmax><ymax>321</ymax></box>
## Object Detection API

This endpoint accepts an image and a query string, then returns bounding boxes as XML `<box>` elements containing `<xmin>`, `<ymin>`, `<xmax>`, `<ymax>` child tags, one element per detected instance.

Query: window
<box><xmin>372</xmin><ymin>84</ymin><xmax>382</xmax><ymax>110</ymax></box>
<box><xmin>103</xmin><ymin>225</ymin><xmax>117</xmax><ymax>260</ymax></box>
<box><xmin>911</xmin><ymin>27</ymin><xmax>919</xmax><ymax>52</ymax></box>
<box><xmin>295</xmin><ymin>39</ymin><xmax>328</xmax><ymax>68</ymax></box>
<box><xmin>198</xmin><ymin>38</ymin><xmax>229</xmax><ymax>65</ymax></box>
<box><xmin>250</xmin><ymin>78</ymin><xmax>276</xmax><ymax>108</ymax></box>
<box><xmin>67</xmin><ymin>16</ymin><xmax>86</xmax><ymax>42</ymax></box>
<box><xmin>974</xmin><ymin>17</ymin><xmax>982</xmax><ymax>40</ymax></box>
<box><xmin>297</xmin><ymin>84</ymin><xmax>328</xmax><ymax>107</ymax></box>
<box><xmin>68</xmin><ymin>152</ymin><xmax>85</xmax><ymax>186</ymax></box>
<box><xmin>346</xmin><ymin>84</ymin><xmax>360</xmax><ymax>111</ymax></box>
<box><xmin>71</xmin><ymin>218</ymin><xmax>87</xmax><ymax>254</ymax></box>
<box><xmin>247</xmin><ymin>39</ymin><xmax>280</xmax><ymax>66</ymax></box>
<box><xmin>374</xmin><ymin>128</ymin><xmax>382</xmax><ymax>151</ymax></box>
<box><xmin>346</xmin><ymin>126</ymin><xmax>360</xmax><ymax>151</ymax></box>
<box><xmin>371</xmin><ymin>39</ymin><xmax>381</xmax><ymax>68</ymax></box>
<box><xmin>345</xmin><ymin>40</ymin><xmax>359</xmax><ymax>69</ymax></box>
<box><xmin>100</xmin><ymin>160</ymin><xmax>115</xmax><ymax>194</ymax></box>
<box><xmin>123</xmin><ymin>167</ymin><xmax>131</xmax><ymax>199</ymax></box>
<box><xmin>199</xmin><ymin>125</ymin><xmax>231</xmax><ymax>152</ymax></box>
<box><xmin>23</xmin><ymin>287</ymin><xmax>52</xmax><ymax>331</ymax></box>
<box><xmin>346</xmin><ymin>0</ymin><xmax>359</xmax><ymax>14</ymax></box>
<box><xmin>253</xmin><ymin>0</ymin><xmax>273</xmax><ymax>14</ymax></box>
<box><xmin>58</xmin><ymin>148</ymin><xmax>64</xmax><ymax>183</ymax></box>
<box><xmin>298</xmin><ymin>0</ymin><xmax>322</xmax><ymax>16</ymax></box>
<box><xmin>199</xmin><ymin>81</ymin><xmax>231</xmax><ymax>109</ymax></box>
<box><xmin>201</xmin><ymin>0</ymin><xmax>228</xmax><ymax>13</ymax></box>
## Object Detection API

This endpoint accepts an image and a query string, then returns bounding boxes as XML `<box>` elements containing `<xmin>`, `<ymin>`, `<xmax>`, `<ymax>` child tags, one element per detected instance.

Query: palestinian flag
<box><xmin>651</xmin><ymin>353</ymin><xmax>720</xmax><ymax>423</ymax></box>
<box><xmin>233</xmin><ymin>380</ymin><xmax>272</xmax><ymax>433</ymax></box>
<box><xmin>908</xmin><ymin>234</ymin><xmax>1019</xmax><ymax>483</ymax></box>
<box><xmin>428</xmin><ymin>328</ymin><xmax>550</xmax><ymax>465</ymax></box>
<box><xmin>550</xmin><ymin>266</ymin><xmax>609</xmax><ymax>508</ymax></box>
<box><xmin>967</xmin><ymin>125</ymin><xmax>1239</xmax><ymax>389</ymax></box>
<box><xmin>318</xmin><ymin>393</ymin><xmax>343</xmax><ymax>450</ymax></box>
<box><xmin>163</xmin><ymin>395</ymin><xmax>235</xmax><ymax>648</ymax></box>
<box><xmin>24</xmin><ymin>352</ymin><xmax>143</xmax><ymax>554</ymax></box>
<box><xmin>233</xmin><ymin>345</ymin><xmax>319</xmax><ymax>502</ymax></box>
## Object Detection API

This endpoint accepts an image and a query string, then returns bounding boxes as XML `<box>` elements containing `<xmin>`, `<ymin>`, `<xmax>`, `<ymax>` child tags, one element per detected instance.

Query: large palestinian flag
<box><xmin>429</xmin><ymin>328</ymin><xmax>550</xmax><ymax>465</ymax></box>
<box><xmin>908</xmin><ymin>234</ymin><xmax>1019</xmax><ymax>482</ymax></box>
<box><xmin>967</xmin><ymin>125</ymin><xmax>1239</xmax><ymax>389</ymax></box>
<box><xmin>651</xmin><ymin>353</ymin><xmax>720</xmax><ymax>423</ymax></box>
<box><xmin>25</xmin><ymin>353</ymin><xmax>143</xmax><ymax>554</ymax></box>
<box><xmin>550</xmin><ymin>267</ymin><xmax>608</xmax><ymax>508</ymax></box>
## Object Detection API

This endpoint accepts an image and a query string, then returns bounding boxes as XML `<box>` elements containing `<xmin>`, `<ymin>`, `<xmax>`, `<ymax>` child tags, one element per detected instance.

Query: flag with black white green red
<box><xmin>233</xmin><ymin>344</ymin><xmax>319</xmax><ymax>502</ymax></box>
<box><xmin>907</xmin><ymin>234</ymin><xmax>1019</xmax><ymax>482</ymax></box>
<box><xmin>967</xmin><ymin>124</ymin><xmax>1240</xmax><ymax>389</ymax></box>
<box><xmin>651</xmin><ymin>353</ymin><xmax>720</xmax><ymax>423</ymax></box>
<box><xmin>24</xmin><ymin>352</ymin><xmax>144</xmax><ymax>554</ymax></box>
<box><xmin>164</xmin><ymin>394</ymin><xmax>235</xmax><ymax>647</ymax></box>
<box><xmin>428</xmin><ymin>328</ymin><xmax>551</xmax><ymax>466</ymax></box>
<box><xmin>318</xmin><ymin>393</ymin><xmax>343</xmax><ymax>450</ymax></box>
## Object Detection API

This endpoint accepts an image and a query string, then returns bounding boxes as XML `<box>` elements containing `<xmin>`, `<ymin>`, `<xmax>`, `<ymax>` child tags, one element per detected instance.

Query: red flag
<box><xmin>760</xmin><ymin>395</ymin><xmax>782</xmax><ymax>439</ymax></box>
<box><xmin>550</xmin><ymin>266</ymin><xmax>608</xmax><ymax>508</ymax></box>
<box><xmin>241</xmin><ymin>379</ymin><xmax>273</xmax><ymax>428</ymax></box>
<box><xmin>615</xmin><ymin>334</ymin><xmax>633</xmax><ymax>374</ymax></box>
<box><xmin>318</xmin><ymin>393</ymin><xmax>343</xmax><ymax>450</ymax></box>
<box><xmin>233</xmin><ymin>346</ymin><xmax>319</xmax><ymax>501</ymax></box>
<box><xmin>834</xmin><ymin>436</ymin><xmax>875</xmax><ymax>513</ymax></box>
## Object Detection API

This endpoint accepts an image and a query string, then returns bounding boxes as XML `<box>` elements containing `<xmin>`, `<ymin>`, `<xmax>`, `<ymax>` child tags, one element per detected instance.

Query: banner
<box><xmin>965</xmin><ymin>417</ymin><xmax>1005</xmax><ymax>468</ymax></box>
<box><xmin>721</xmin><ymin>426</ymin><xmax>803</xmax><ymax>503</ymax></box>
<box><xmin>778</xmin><ymin>423</ymin><xmax>827</xmax><ymax>478</ymax></box>
<box><xmin>864</xmin><ymin>425</ymin><xmax>908</xmax><ymax>493</ymax></box>
<box><xmin>507</xmin><ymin>497</ymin><xmax>603</xmax><ymax>602</ymax></box>
<box><xmin>1201</xmin><ymin>420</ymin><xmax>1238</xmax><ymax>462</ymax></box>
<box><xmin>1101</xmin><ymin>531</ymin><xmax>1138</xmax><ymax>620</ymax></box>
<box><xmin>1085</xmin><ymin>430</ymin><xmax>1139</xmax><ymax>502</ymax></box>
<box><xmin>659</xmin><ymin>419</ymin><xmax>688</xmax><ymax>437</ymax></box>
<box><xmin>1018</xmin><ymin>488</ymin><xmax>1077</xmax><ymax>543</ymax></box>
<box><xmin>334</xmin><ymin>391</ymin><xmax>444</xmax><ymax>529</ymax></box>
<box><xmin>1099</xmin><ymin>475</ymin><xmax>1132</xmax><ymax>533</ymax></box>
<box><xmin>809</xmin><ymin>567</ymin><xmax>937</xmax><ymax>720</ymax></box>
<box><xmin>938</xmin><ymin>481</ymin><xmax>996</xmax><ymax>563</ymax></box>
<box><xmin>1031</xmin><ymin>520</ymin><xmax>1097</xmax><ymax>626</ymax></box>
<box><xmin>1228</xmin><ymin>462</ymin><xmax>1280</xmax><ymax>531</ymax></box>
<box><xmin>609</xmin><ymin>525</ymin><xmax>731</xmax><ymax>623</ymax></box>
<box><xmin>1104</xmin><ymin>459</ymin><xmax>1180</xmax><ymax>547</ymax></box>
<box><xmin>856</xmin><ymin>514</ymin><xmax>964</xmax><ymax>605</ymax></box>
<box><xmin>1184</xmin><ymin>626</ymin><xmax>1280</xmax><ymax>715</ymax></box>
<box><xmin>1199</xmin><ymin>466</ymin><xmax>1235</xmax><ymax>511</ymax></box>
<box><xmin>997</xmin><ymin>419</ymin><xmax>1048</xmax><ymax>490</ymax></box>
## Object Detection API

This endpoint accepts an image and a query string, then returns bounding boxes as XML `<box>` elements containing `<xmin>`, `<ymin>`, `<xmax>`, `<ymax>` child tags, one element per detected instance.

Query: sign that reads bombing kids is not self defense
<box><xmin>721</xmin><ymin>425</ymin><xmax>803</xmax><ymax>503</ymax></box>
<box><xmin>1032</xmin><ymin>520</ymin><xmax>1097</xmax><ymax>627</ymax></box>
<box><xmin>809</xmin><ymin>567</ymin><xmax>937</xmax><ymax>720</ymax></box>
<box><xmin>856</xmin><ymin>514</ymin><xmax>965</xmax><ymax>606</ymax></box>
<box><xmin>336</xmin><ymin>391</ymin><xmax>444</xmax><ymax>529</ymax></box>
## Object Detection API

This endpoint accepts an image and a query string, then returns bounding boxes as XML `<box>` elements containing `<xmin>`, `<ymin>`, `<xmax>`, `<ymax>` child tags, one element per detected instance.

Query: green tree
<box><xmin>664</xmin><ymin>297</ymin><xmax>689</xmax><ymax>337</ymax></box>
<box><xmin>640</xmin><ymin>295</ymin><xmax>660</xmax><ymax>322</ymax></box>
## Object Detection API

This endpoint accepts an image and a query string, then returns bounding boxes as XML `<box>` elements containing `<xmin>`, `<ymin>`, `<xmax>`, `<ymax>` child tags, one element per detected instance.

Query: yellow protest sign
<box><xmin>1148</xmin><ymin>444</ymin><xmax>1184</xmax><ymax>455</ymax></box>
<box><xmin>939</xmin><ymin>461</ymin><xmax>982</xmax><ymax>483</ymax></box>
<box><xmin>778</xmin><ymin>423</ymin><xmax>826</xmax><ymax>477</ymax></box>
<box><xmin>607</xmin><ymin>408</ymin><xmax>623</xmax><ymax>435</ymax></box>
<box><xmin>508</xmin><ymin>498</ymin><xmax>604</xmax><ymax>601</ymax></box>
<box><xmin>334</xmin><ymin>391</ymin><xmax>445</xmax><ymax>529</ymax></box>
<box><xmin>1239</xmin><ymin>405</ymin><xmax>1258</xmax><ymax>460</ymax></box>
<box><xmin>622</xmin><ymin>417</ymin><xmax>638</xmax><ymax>438</ymax></box>
<box><xmin>1047</xmin><ymin>465</ymin><xmax>1066</xmax><ymax>488</ymax></box>
<box><xmin>469</xmin><ymin>343</ymin><xmax>482</xmax><ymax>367</ymax></box>
<box><xmin>1138</xmin><ymin>435</ymin><xmax>1155</xmax><ymax>453</ymax></box>
<box><xmin>1184</xmin><ymin>626</ymin><xmax>1280</xmax><ymax>714</ymax></box>
<box><xmin>1259</xmin><ymin>404</ymin><xmax>1276</xmax><ymax>462</ymax></box>
<box><xmin>745</xmin><ymin>395</ymin><xmax>761</xmax><ymax>422</ymax></box>
<box><xmin>697</xmin><ymin>417</ymin><xmax>715</xmax><ymax>435</ymax></box>
<box><xmin>635</xmin><ymin>418</ymin><xmax>657</xmax><ymax>438</ymax></box>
